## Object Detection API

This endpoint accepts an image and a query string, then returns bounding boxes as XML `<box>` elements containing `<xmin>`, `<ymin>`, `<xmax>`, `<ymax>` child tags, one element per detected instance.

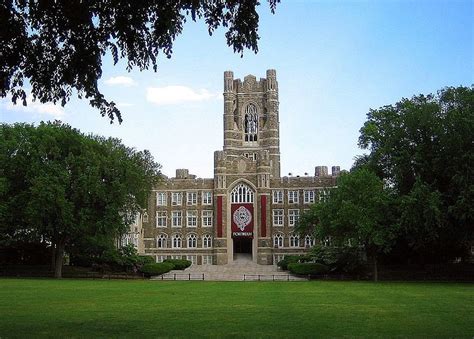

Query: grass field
<box><xmin>0</xmin><ymin>279</ymin><xmax>472</xmax><ymax>338</ymax></box>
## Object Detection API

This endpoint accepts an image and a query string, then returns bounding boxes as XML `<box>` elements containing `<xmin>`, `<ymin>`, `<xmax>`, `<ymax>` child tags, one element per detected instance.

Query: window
<box><xmin>318</xmin><ymin>189</ymin><xmax>329</xmax><ymax>202</ymax></box>
<box><xmin>304</xmin><ymin>235</ymin><xmax>315</xmax><ymax>247</ymax></box>
<box><xmin>142</xmin><ymin>212</ymin><xmax>148</xmax><ymax>223</ymax></box>
<box><xmin>244</xmin><ymin>103</ymin><xmax>258</xmax><ymax>142</ymax></box>
<box><xmin>273</xmin><ymin>234</ymin><xmax>283</xmax><ymax>248</ymax></box>
<box><xmin>202</xmin><ymin>210</ymin><xmax>213</xmax><ymax>227</ymax></box>
<box><xmin>273</xmin><ymin>254</ymin><xmax>285</xmax><ymax>266</ymax></box>
<box><xmin>288</xmin><ymin>190</ymin><xmax>299</xmax><ymax>204</ymax></box>
<box><xmin>156</xmin><ymin>255</ymin><xmax>166</xmax><ymax>263</ymax></box>
<box><xmin>202</xmin><ymin>192</ymin><xmax>213</xmax><ymax>205</ymax></box>
<box><xmin>202</xmin><ymin>255</ymin><xmax>213</xmax><ymax>265</ymax></box>
<box><xmin>172</xmin><ymin>234</ymin><xmax>182</xmax><ymax>248</ymax></box>
<box><xmin>156</xmin><ymin>211</ymin><xmax>167</xmax><ymax>227</ymax></box>
<box><xmin>272</xmin><ymin>190</ymin><xmax>284</xmax><ymax>204</ymax></box>
<box><xmin>172</xmin><ymin>211</ymin><xmax>182</xmax><ymax>227</ymax></box>
<box><xmin>288</xmin><ymin>209</ymin><xmax>300</xmax><ymax>226</ymax></box>
<box><xmin>156</xmin><ymin>234</ymin><xmax>167</xmax><ymax>248</ymax></box>
<box><xmin>187</xmin><ymin>210</ymin><xmax>197</xmax><ymax>227</ymax></box>
<box><xmin>202</xmin><ymin>234</ymin><xmax>212</xmax><ymax>248</ymax></box>
<box><xmin>186</xmin><ymin>255</ymin><xmax>197</xmax><ymax>265</ymax></box>
<box><xmin>303</xmin><ymin>190</ymin><xmax>315</xmax><ymax>204</ymax></box>
<box><xmin>171</xmin><ymin>192</ymin><xmax>182</xmax><ymax>206</ymax></box>
<box><xmin>171</xmin><ymin>255</ymin><xmax>182</xmax><ymax>260</ymax></box>
<box><xmin>187</xmin><ymin>234</ymin><xmax>197</xmax><ymax>248</ymax></box>
<box><xmin>231</xmin><ymin>183</ymin><xmax>254</xmax><ymax>203</ymax></box>
<box><xmin>187</xmin><ymin>192</ymin><xmax>197</xmax><ymax>205</ymax></box>
<box><xmin>272</xmin><ymin>209</ymin><xmax>284</xmax><ymax>226</ymax></box>
<box><xmin>156</xmin><ymin>192</ymin><xmax>167</xmax><ymax>206</ymax></box>
<box><xmin>289</xmin><ymin>234</ymin><xmax>300</xmax><ymax>247</ymax></box>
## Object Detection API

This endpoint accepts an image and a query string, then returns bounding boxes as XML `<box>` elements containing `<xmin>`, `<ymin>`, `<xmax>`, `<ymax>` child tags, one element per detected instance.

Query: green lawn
<box><xmin>0</xmin><ymin>279</ymin><xmax>472</xmax><ymax>338</ymax></box>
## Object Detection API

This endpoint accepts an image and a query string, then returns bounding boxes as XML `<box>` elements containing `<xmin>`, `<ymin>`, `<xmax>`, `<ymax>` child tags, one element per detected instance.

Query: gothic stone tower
<box><xmin>214</xmin><ymin>70</ymin><xmax>281</xmax><ymax>265</ymax></box>
<box><xmin>140</xmin><ymin>69</ymin><xmax>340</xmax><ymax>267</ymax></box>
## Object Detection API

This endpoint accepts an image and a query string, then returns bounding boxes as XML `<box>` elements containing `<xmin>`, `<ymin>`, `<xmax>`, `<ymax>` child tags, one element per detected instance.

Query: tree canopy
<box><xmin>0</xmin><ymin>0</ymin><xmax>279</xmax><ymax>123</ymax></box>
<box><xmin>0</xmin><ymin>122</ymin><xmax>161</xmax><ymax>277</ymax></box>
<box><xmin>297</xmin><ymin>168</ymin><xmax>397</xmax><ymax>281</ymax></box>
<box><xmin>359</xmin><ymin>86</ymin><xmax>474</xmax><ymax>262</ymax></box>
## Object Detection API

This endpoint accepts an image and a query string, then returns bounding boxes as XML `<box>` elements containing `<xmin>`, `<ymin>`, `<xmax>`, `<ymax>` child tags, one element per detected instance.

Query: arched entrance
<box><xmin>229</xmin><ymin>182</ymin><xmax>255</xmax><ymax>262</ymax></box>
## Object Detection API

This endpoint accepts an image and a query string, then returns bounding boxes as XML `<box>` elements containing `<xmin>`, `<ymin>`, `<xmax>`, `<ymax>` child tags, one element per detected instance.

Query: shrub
<box><xmin>288</xmin><ymin>262</ymin><xmax>329</xmax><ymax>276</ymax></box>
<box><xmin>163</xmin><ymin>259</ymin><xmax>191</xmax><ymax>270</ymax></box>
<box><xmin>137</xmin><ymin>255</ymin><xmax>155</xmax><ymax>266</ymax></box>
<box><xmin>141</xmin><ymin>262</ymin><xmax>174</xmax><ymax>277</ymax></box>
<box><xmin>311</xmin><ymin>245</ymin><xmax>365</xmax><ymax>274</ymax></box>
<box><xmin>277</xmin><ymin>255</ymin><xmax>313</xmax><ymax>270</ymax></box>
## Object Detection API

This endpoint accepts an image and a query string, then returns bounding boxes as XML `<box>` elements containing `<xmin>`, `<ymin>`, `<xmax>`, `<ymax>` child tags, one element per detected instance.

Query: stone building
<box><xmin>127</xmin><ymin>70</ymin><xmax>340</xmax><ymax>265</ymax></box>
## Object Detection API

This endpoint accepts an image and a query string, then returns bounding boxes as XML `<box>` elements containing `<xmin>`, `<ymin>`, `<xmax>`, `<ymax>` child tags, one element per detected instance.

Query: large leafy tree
<box><xmin>297</xmin><ymin>168</ymin><xmax>398</xmax><ymax>281</ymax></box>
<box><xmin>0</xmin><ymin>122</ymin><xmax>160</xmax><ymax>277</ymax></box>
<box><xmin>358</xmin><ymin>86</ymin><xmax>474</xmax><ymax>262</ymax></box>
<box><xmin>0</xmin><ymin>0</ymin><xmax>279</xmax><ymax>123</ymax></box>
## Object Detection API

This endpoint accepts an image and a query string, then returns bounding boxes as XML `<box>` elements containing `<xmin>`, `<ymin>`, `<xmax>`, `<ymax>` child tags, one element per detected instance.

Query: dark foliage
<box><xmin>163</xmin><ymin>258</ymin><xmax>191</xmax><ymax>270</ymax></box>
<box><xmin>141</xmin><ymin>262</ymin><xmax>174</xmax><ymax>277</ymax></box>
<box><xmin>0</xmin><ymin>0</ymin><xmax>279</xmax><ymax>122</ymax></box>
<box><xmin>287</xmin><ymin>262</ymin><xmax>329</xmax><ymax>276</ymax></box>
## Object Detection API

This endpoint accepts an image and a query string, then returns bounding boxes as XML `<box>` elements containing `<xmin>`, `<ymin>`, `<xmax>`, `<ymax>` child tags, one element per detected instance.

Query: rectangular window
<box><xmin>272</xmin><ymin>190</ymin><xmax>284</xmax><ymax>204</ymax></box>
<box><xmin>288</xmin><ymin>190</ymin><xmax>299</xmax><ymax>204</ymax></box>
<box><xmin>318</xmin><ymin>189</ymin><xmax>329</xmax><ymax>202</ymax></box>
<box><xmin>171</xmin><ymin>192</ymin><xmax>182</xmax><ymax>206</ymax></box>
<box><xmin>171</xmin><ymin>255</ymin><xmax>182</xmax><ymax>259</ymax></box>
<box><xmin>156</xmin><ymin>192</ymin><xmax>167</xmax><ymax>206</ymax></box>
<box><xmin>187</xmin><ymin>210</ymin><xmax>198</xmax><ymax>227</ymax></box>
<box><xmin>187</xmin><ymin>192</ymin><xmax>197</xmax><ymax>205</ymax></box>
<box><xmin>156</xmin><ymin>211</ymin><xmax>167</xmax><ymax>227</ymax></box>
<box><xmin>202</xmin><ymin>210</ymin><xmax>213</xmax><ymax>227</ymax></box>
<box><xmin>272</xmin><ymin>209</ymin><xmax>284</xmax><ymax>226</ymax></box>
<box><xmin>288</xmin><ymin>209</ymin><xmax>300</xmax><ymax>226</ymax></box>
<box><xmin>186</xmin><ymin>255</ymin><xmax>197</xmax><ymax>265</ymax></box>
<box><xmin>303</xmin><ymin>190</ymin><xmax>315</xmax><ymax>204</ymax></box>
<box><xmin>202</xmin><ymin>255</ymin><xmax>213</xmax><ymax>265</ymax></box>
<box><xmin>171</xmin><ymin>211</ymin><xmax>182</xmax><ymax>227</ymax></box>
<box><xmin>202</xmin><ymin>191</ymin><xmax>213</xmax><ymax>205</ymax></box>
<box><xmin>156</xmin><ymin>255</ymin><xmax>166</xmax><ymax>263</ymax></box>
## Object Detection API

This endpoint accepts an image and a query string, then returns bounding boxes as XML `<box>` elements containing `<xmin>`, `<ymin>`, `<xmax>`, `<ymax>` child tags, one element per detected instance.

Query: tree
<box><xmin>0</xmin><ymin>122</ymin><xmax>160</xmax><ymax>277</ymax></box>
<box><xmin>0</xmin><ymin>0</ymin><xmax>279</xmax><ymax>123</ymax></box>
<box><xmin>358</xmin><ymin>86</ymin><xmax>474</xmax><ymax>263</ymax></box>
<box><xmin>297</xmin><ymin>168</ymin><xmax>398</xmax><ymax>281</ymax></box>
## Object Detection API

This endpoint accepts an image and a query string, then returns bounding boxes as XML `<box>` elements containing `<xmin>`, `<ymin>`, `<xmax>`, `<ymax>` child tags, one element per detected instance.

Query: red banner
<box><xmin>231</xmin><ymin>203</ymin><xmax>254</xmax><ymax>238</ymax></box>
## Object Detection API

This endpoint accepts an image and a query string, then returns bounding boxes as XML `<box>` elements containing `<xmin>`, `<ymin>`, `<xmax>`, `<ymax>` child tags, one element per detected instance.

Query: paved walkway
<box><xmin>152</xmin><ymin>254</ymin><xmax>306</xmax><ymax>281</ymax></box>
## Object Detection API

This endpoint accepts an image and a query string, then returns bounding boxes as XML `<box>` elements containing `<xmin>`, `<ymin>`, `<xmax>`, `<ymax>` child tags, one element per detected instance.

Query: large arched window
<box><xmin>244</xmin><ymin>103</ymin><xmax>258</xmax><ymax>142</ymax></box>
<box><xmin>231</xmin><ymin>183</ymin><xmax>254</xmax><ymax>203</ymax></box>
<box><xmin>187</xmin><ymin>234</ymin><xmax>197</xmax><ymax>248</ymax></box>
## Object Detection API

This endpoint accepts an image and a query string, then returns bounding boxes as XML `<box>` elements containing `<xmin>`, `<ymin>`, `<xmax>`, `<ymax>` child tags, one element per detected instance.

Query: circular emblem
<box><xmin>233</xmin><ymin>206</ymin><xmax>252</xmax><ymax>231</ymax></box>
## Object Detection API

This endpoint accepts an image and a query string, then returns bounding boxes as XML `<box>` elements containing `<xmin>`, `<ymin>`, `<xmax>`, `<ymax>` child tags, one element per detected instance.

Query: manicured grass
<box><xmin>0</xmin><ymin>279</ymin><xmax>472</xmax><ymax>338</ymax></box>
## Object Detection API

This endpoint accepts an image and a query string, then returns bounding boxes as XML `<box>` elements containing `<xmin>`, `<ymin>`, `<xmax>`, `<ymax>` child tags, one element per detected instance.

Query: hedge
<box><xmin>141</xmin><ymin>262</ymin><xmax>175</xmax><ymax>277</ymax></box>
<box><xmin>163</xmin><ymin>259</ymin><xmax>191</xmax><ymax>270</ymax></box>
<box><xmin>288</xmin><ymin>262</ymin><xmax>329</xmax><ymax>276</ymax></box>
<box><xmin>277</xmin><ymin>255</ymin><xmax>313</xmax><ymax>270</ymax></box>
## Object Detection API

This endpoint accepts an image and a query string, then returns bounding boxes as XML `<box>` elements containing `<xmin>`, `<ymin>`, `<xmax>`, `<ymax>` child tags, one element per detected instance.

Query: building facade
<box><xmin>127</xmin><ymin>70</ymin><xmax>341</xmax><ymax>265</ymax></box>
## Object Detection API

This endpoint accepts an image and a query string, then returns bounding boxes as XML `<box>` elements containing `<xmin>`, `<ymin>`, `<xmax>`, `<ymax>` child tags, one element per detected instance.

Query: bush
<box><xmin>311</xmin><ymin>245</ymin><xmax>365</xmax><ymax>274</ymax></box>
<box><xmin>163</xmin><ymin>259</ymin><xmax>191</xmax><ymax>270</ymax></box>
<box><xmin>141</xmin><ymin>262</ymin><xmax>174</xmax><ymax>277</ymax></box>
<box><xmin>137</xmin><ymin>255</ymin><xmax>155</xmax><ymax>266</ymax></box>
<box><xmin>288</xmin><ymin>262</ymin><xmax>329</xmax><ymax>276</ymax></box>
<box><xmin>277</xmin><ymin>255</ymin><xmax>313</xmax><ymax>270</ymax></box>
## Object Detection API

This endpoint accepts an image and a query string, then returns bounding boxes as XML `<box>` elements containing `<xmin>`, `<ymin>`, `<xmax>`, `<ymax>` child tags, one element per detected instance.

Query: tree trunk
<box><xmin>54</xmin><ymin>240</ymin><xmax>65</xmax><ymax>279</ymax></box>
<box><xmin>372</xmin><ymin>254</ymin><xmax>378</xmax><ymax>282</ymax></box>
<box><xmin>51</xmin><ymin>244</ymin><xmax>56</xmax><ymax>272</ymax></box>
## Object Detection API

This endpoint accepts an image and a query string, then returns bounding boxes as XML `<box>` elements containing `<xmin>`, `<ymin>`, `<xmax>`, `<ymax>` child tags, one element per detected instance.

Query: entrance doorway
<box><xmin>233</xmin><ymin>237</ymin><xmax>252</xmax><ymax>261</ymax></box>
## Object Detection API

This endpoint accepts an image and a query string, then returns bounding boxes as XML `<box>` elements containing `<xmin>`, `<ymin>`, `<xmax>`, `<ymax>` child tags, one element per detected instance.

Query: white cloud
<box><xmin>146</xmin><ymin>86</ymin><xmax>218</xmax><ymax>105</ymax></box>
<box><xmin>104</xmin><ymin>76</ymin><xmax>137</xmax><ymax>87</ymax></box>
<box><xmin>5</xmin><ymin>95</ymin><xmax>65</xmax><ymax>117</ymax></box>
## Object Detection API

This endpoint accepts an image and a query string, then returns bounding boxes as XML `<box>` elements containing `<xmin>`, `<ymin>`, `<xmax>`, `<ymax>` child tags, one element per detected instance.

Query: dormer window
<box><xmin>244</xmin><ymin>103</ymin><xmax>258</xmax><ymax>142</ymax></box>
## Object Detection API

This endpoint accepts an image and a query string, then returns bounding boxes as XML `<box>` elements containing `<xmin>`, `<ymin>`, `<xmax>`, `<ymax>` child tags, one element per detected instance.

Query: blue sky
<box><xmin>1</xmin><ymin>0</ymin><xmax>473</xmax><ymax>178</ymax></box>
